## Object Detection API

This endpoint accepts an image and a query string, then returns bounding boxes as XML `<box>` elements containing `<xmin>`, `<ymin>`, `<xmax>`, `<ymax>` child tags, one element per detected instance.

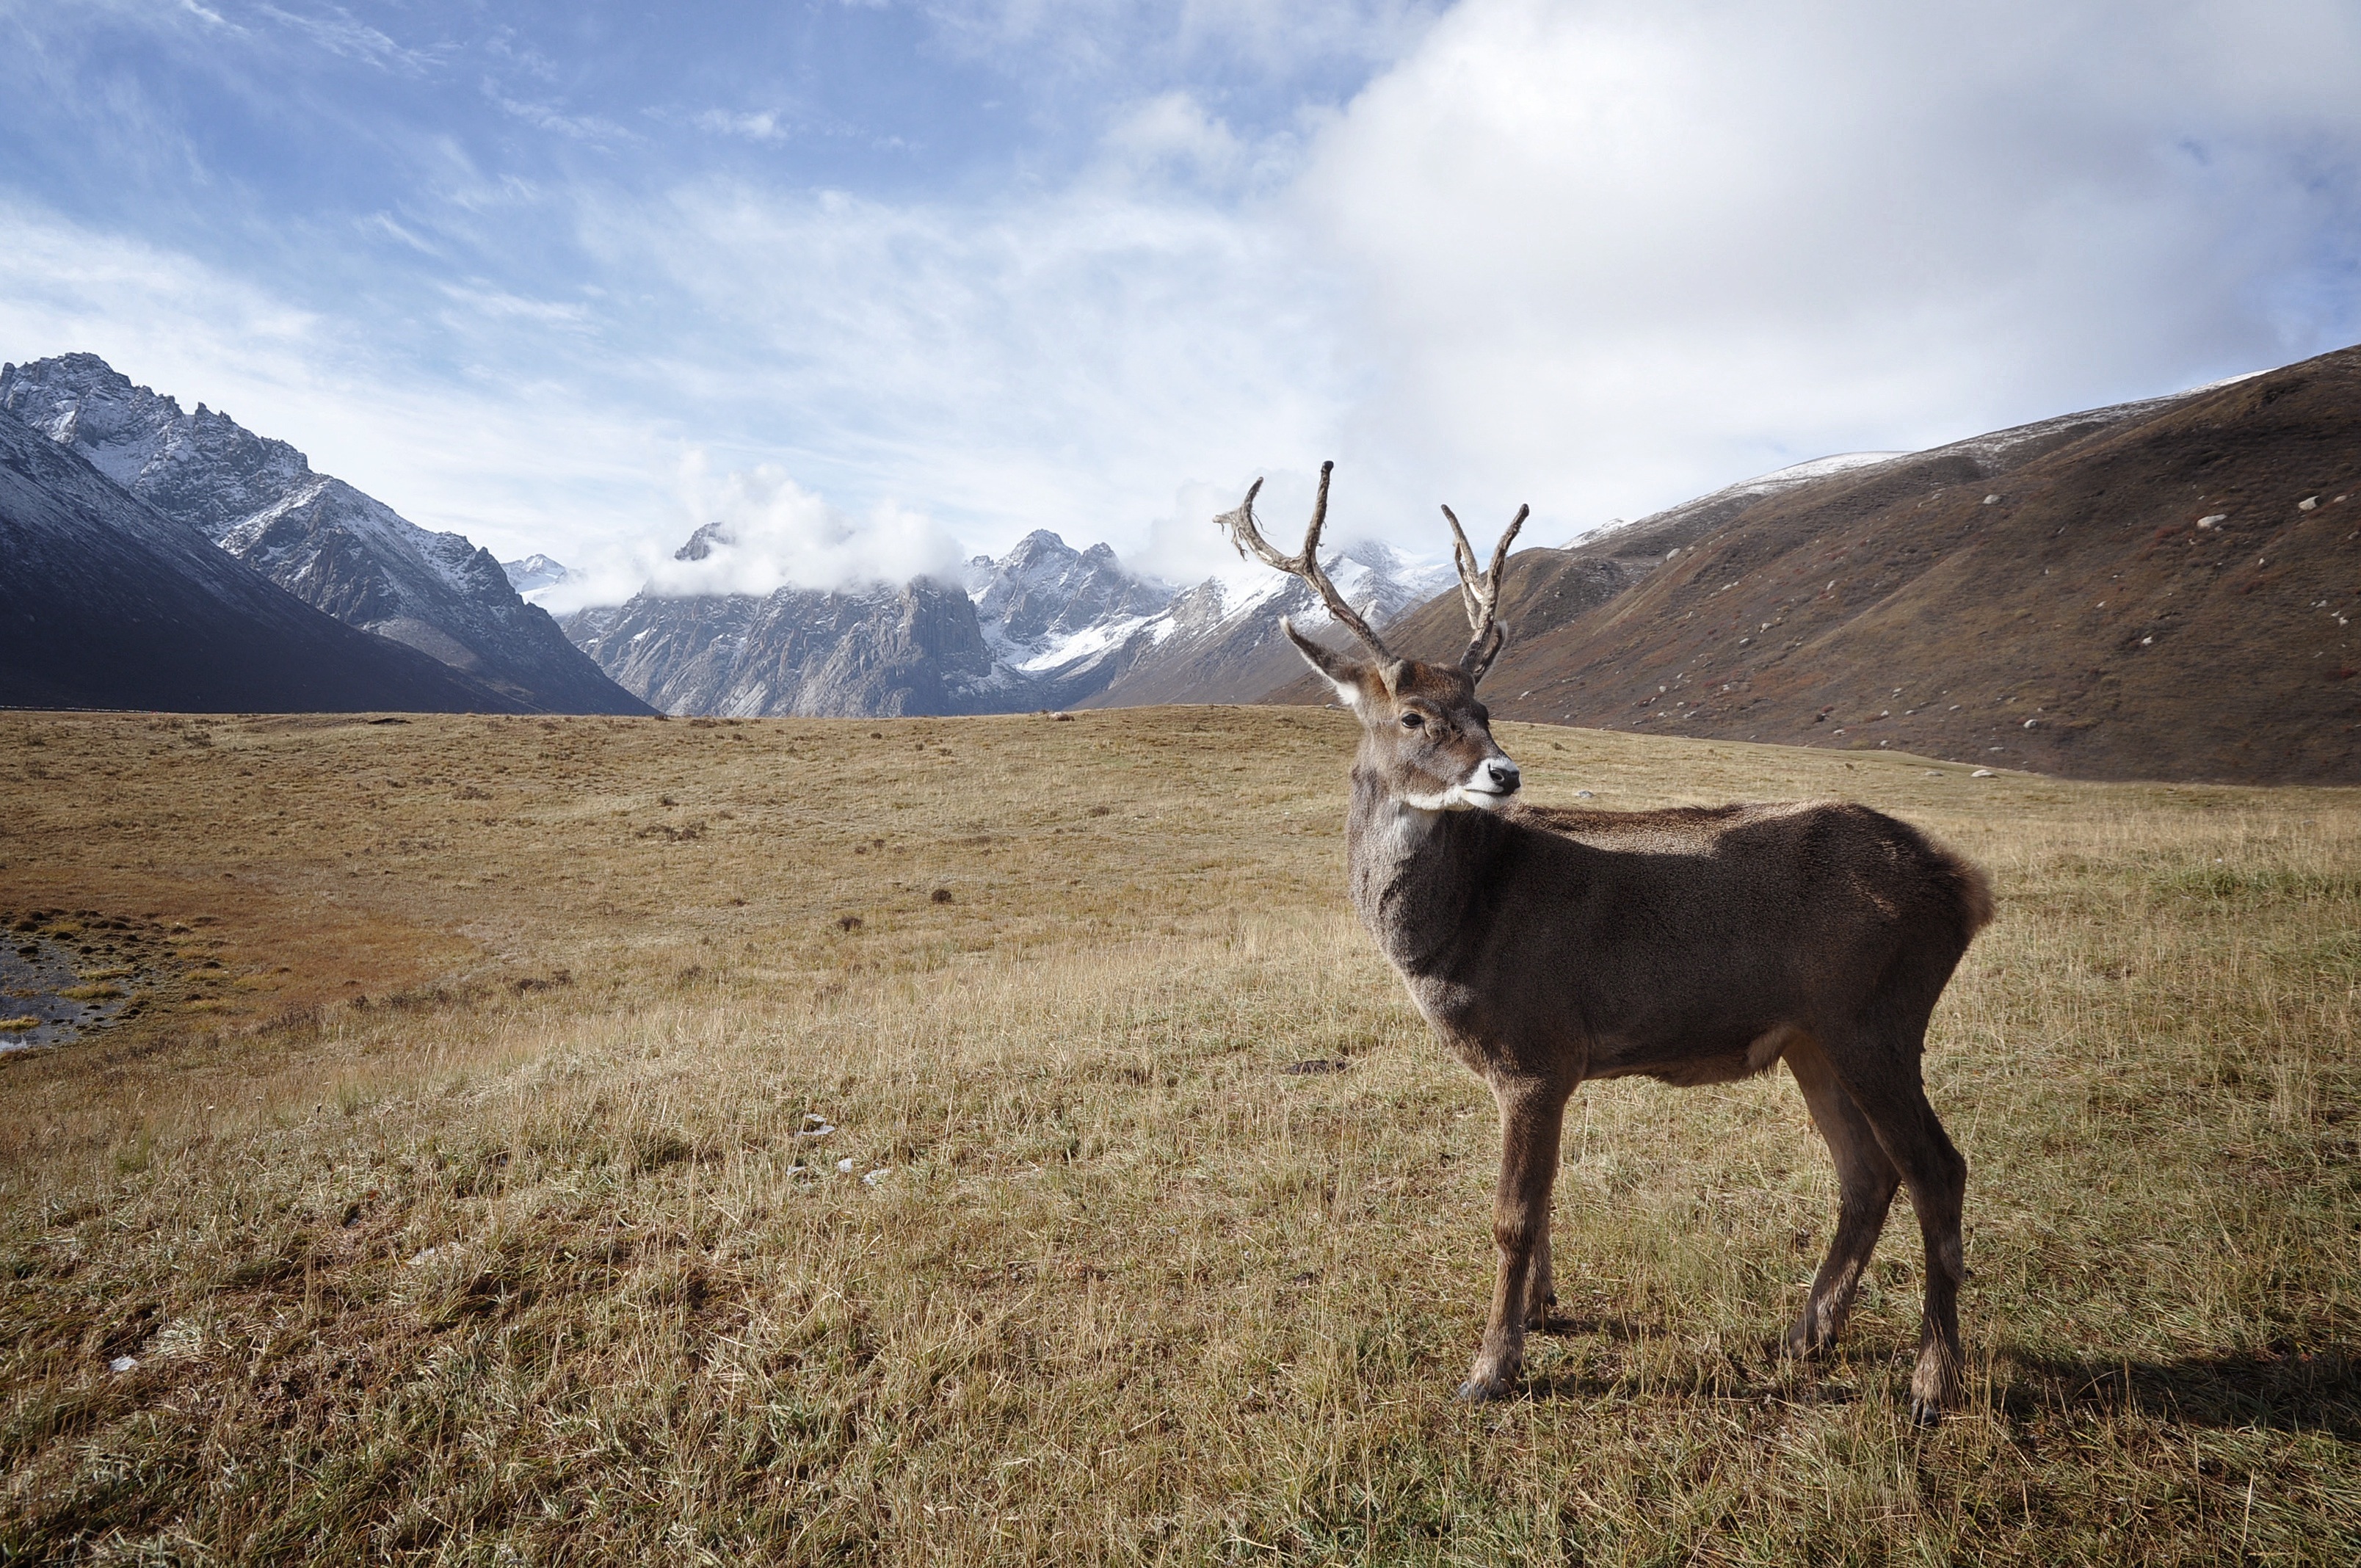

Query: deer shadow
<box><xmin>1512</xmin><ymin>1320</ymin><xmax>2357</xmax><ymax>1435</ymax></box>
<box><xmin>1991</xmin><ymin>1344</ymin><xmax>2360</xmax><ymax>1438</ymax></box>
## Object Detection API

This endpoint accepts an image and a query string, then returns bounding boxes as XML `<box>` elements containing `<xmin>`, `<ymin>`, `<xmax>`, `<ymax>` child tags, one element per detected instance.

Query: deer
<box><xmin>1221</xmin><ymin>462</ymin><xmax>1994</xmax><ymax>1423</ymax></box>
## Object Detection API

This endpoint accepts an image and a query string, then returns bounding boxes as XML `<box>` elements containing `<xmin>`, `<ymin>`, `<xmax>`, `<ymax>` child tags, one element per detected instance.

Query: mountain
<box><xmin>501</xmin><ymin>553</ymin><xmax>572</xmax><ymax>598</ymax></box>
<box><xmin>966</xmin><ymin>530</ymin><xmax>1172</xmax><ymax>680</ymax></box>
<box><xmin>0</xmin><ymin>403</ymin><xmax>526</xmax><ymax>714</ymax></box>
<box><xmin>1076</xmin><ymin>539</ymin><xmax>1459</xmax><ymax>709</ymax></box>
<box><xmin>555</xmin><ymin>523</ymin><xmax>1459</xmax><ymax>718</ymax></box>
<box><xmin>0</xmin><ymin>355</ymin><xmax>649</xmax><ymax>715</ymax></box>
<box><xmin>1269</xmin><ymin>347</ymin><xmax>2361</xmax><ymax>785</ymax></box>
<box><xmin>562</xmin><ymin>574</ymin><xmax>1006</xmax><ymax>718</ymax></box>
<box><xmin>561</xmin><ymin>526</ymin><xmax>1175</xmax><ymax>716</ymax></box>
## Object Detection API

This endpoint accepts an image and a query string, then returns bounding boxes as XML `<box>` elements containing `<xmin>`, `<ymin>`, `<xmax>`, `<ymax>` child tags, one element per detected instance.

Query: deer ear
<box><xmin>1283</xmin><ymin>617</ymin><xmax>1368</xmax><ymax>704</ymax></box>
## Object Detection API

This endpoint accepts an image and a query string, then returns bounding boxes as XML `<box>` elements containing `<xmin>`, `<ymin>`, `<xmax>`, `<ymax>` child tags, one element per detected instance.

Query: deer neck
<box><xmin>1344</xmin><ymin>763</ymin><xmax>1509</xmax><ymax>976</ymax></box>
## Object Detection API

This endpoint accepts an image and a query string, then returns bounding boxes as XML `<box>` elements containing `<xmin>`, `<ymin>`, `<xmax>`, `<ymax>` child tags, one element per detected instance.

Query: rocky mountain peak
<box><xmin>673</xmin><ymin>522</ymin><xmax>734</xmax><ymax>562</ymax></box>
<box><xmin>965</xmin><ymin>529</ymin><xmax>1171</xmax><ymax>663</ymax></box>
<box><xmin>1</xmin><ymin>352</ymin><xmax>648</xmax><ymax>714</ymax></box>
<box><xmin>0</xmin><ymin>355</ymin><xmax>313</xmax><ymax>540</ymax></box>
<box><xmin>501</xmin><ymin>553</ymin><xmax>572</xmax><ymax>596</ymax></box>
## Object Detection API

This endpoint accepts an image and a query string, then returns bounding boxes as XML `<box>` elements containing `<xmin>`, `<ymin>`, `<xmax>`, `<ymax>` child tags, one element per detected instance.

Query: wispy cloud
<box><xmin>694</xmin><ymin>109</ymin><xmax>791</xmax><ymax>145</ymax></box>
<box><xmin>255</xmin><ymin>4</ymin><xmax>430</xmax><ymax>71</ymax></box>
<box><xmin>4</xmin><ymin>0</ymin><xmax>2357</xmax><ymax>598</ymax></box>
<box><xmin>485</xmin><ymin>87</ymin><xmax>637</xmax><ymax>145</ymax></box>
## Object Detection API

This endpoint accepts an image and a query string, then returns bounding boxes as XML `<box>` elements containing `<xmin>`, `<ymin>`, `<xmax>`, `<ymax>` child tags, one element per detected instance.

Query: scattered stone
<box><xmin>1574</xmin><ymin>789</ymin><xmax>1595</xmax><ymax>799</ymax></box>
<box><xmin>2023</xmin><ymin>718</ymin><xmax>2039</xmax><ymax>728</ymax></box>
<box><xmin>2299</xmin><ymin>497</ymin><xmax>2318</xmax><ymax>511</ymax></box>
<box><xmin>836</xmin><ymin>1158</ymin><xmax>856</xmax><ymax>1174</ymax></box>
<box><xmin>863</xmin><ymin>1167</ymin><xmax>891</xmax><ymax>1186</ymax></box>
<box><xmin>2199</xmin><ymin>514</ymin><xmax>2228</xmax><ymax>529</ymax></box>
<box><xmin>109</xmin><ymin>1356</ymin><xmax>137</xmax><ymax>1373</ymax></box>
<box><xmin>1983</xmin><ymin>494</ymin><xmax>2001</xmax><ymax>505</ymax></box>
<box><xmin>1971</xmin><ymin>769</ymin><xmax>1996</xmax><ymax>778</ymax></box>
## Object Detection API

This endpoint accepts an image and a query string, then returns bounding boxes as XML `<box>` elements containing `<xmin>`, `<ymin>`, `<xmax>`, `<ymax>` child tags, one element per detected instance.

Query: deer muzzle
<box><xmin>1445</xmin><ymin>755</ymin><xmax>1520</xmax><ymax>811</ymax></box>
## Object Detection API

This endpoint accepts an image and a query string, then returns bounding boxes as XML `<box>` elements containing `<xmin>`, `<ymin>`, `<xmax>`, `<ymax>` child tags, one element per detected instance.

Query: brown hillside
<box><xmin>1273</xmin><ymin>345</ymin><xmax>2361</xmax><ymax>784</ymax></box>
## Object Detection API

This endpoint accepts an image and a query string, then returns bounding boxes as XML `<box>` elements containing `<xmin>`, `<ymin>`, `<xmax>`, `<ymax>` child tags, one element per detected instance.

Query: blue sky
<box><xmin>4</xmin><ymin>1</ymin><xmax>2358</xmax><ymax>603</ymax></box>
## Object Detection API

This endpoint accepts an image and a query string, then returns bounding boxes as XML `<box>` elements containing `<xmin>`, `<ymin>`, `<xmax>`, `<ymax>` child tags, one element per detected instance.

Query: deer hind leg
<box><xmin>1458</xmin><ymin>1077</ymin><xmax>1566</xmax><ymax>1403</ymax></box>
<box><xmin>1782</xmin><ymin>1035</ymin><xmax>1900</xmax><ymax>1361</ymax></box>
<box><xmin>1824</xmin><ymin>1042</ymin><xmax>1969</xmax><ymax>1423</ymax></box>
<box><xmin>1523</xmin><ymin>1225</ymin><xmax>1555</xmax><ymax>1331</ymax></box>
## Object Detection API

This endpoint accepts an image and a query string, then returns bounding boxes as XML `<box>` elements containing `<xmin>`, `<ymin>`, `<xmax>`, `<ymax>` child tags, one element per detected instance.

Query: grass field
<box><xmin>1</xmin><ymin>705</ymin><xmax>2356</xmax><ymax>1564</ymax></box>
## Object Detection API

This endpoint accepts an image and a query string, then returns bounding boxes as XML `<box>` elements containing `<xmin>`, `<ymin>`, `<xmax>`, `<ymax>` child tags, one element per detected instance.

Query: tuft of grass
<box><xmin>0</xmin><ymin>707</ymin><xmax>2355</xmax><ymax>1564</ymax></box>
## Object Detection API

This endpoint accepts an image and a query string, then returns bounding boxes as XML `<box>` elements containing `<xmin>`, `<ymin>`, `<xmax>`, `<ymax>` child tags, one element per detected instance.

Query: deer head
<box><xmin>1218</xmin><ymin>462</ymin><xmax>1528</xmax><ymax>813</ymax></box>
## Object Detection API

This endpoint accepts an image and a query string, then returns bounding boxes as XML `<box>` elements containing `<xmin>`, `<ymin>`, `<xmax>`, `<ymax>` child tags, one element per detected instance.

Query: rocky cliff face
<box><xmin>0</xmin><ymin>354</ymin><xmax>649</xmax><ymax>715</ymax></box>
<box><xmin>564</xmin><ymin>566</ymin><xmax>1010</xmax><ymax>718</ymax></box>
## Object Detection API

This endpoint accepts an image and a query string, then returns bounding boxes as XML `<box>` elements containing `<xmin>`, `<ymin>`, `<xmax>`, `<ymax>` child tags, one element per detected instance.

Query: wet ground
<box><xmin>1</xmin><ymin>912</ymin><xmax>172</xmax><ymax>1053</ymax></box>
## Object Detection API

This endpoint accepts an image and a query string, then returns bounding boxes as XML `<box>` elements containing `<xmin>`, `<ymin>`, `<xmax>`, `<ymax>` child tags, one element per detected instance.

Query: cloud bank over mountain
<box><xmin>3</xmin><ymin>0</ymin><xmax>2354</xmax><ymax>577</ymax></box>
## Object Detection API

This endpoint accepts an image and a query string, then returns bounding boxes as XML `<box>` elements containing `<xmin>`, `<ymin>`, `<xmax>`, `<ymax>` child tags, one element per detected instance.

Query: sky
<box><xmin>3</xmin><ymin>0</ymin><xmax>2357</xmax><ymax>608</ymax></box>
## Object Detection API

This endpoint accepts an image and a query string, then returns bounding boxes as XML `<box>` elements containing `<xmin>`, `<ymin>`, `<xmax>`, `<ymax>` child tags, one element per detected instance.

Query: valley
<box><xmin>2</xmin><ymin>708</ymin><xmax>2354</xmax><ymax>1563</ymax></box>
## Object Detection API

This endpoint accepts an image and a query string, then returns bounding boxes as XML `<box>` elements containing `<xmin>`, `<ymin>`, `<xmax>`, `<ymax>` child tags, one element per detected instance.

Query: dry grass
<box><xmin>1</xmin><ymin>706</ymin><xmax>2356</xmax><ymax>1564</ymax></box>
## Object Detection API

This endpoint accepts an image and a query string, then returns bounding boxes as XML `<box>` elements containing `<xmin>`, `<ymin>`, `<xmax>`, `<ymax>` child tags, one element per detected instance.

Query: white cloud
<box><xmin>0</xmin><ymin>201</ymin><xmax>666</xmax><ymax>564</ymax></box>
<box><xmin>9</xmin><ymin>0</ymin><xmax>2358</xmax><ymax>605</ymax></box>
<box><xmin>573</xmin><ymin>167</ymin><xmax>1349</xmax><ymax>573</ymax></box>
<box><xmin>1291</xmin><ymin>0</ymin><xmax>2361</xmax><ymax>534</ymax></box>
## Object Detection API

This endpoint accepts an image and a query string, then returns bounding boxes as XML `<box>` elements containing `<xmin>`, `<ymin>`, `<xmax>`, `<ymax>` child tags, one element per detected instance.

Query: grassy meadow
<box><xmin>1</xmin><ymin>705</ymin><xmax>2356</xmax><ymax>1564</ymax></box>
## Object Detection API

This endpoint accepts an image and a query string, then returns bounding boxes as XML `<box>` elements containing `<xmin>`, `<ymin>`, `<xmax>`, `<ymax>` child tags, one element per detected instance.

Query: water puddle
<box><xmin>2</xmin><ymin>912</ymin><xmax>170</xmax><ymax>1053</ymax></box>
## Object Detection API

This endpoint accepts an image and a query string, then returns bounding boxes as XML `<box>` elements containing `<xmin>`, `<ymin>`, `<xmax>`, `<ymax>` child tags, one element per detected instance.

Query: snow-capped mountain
<box><xmin>1074</xmin><ymin>538</ymin><xmax>1460</xmax><ymax>709</ymax></box>
<box><xmin>965</xmin><ymin>530</ymin><xmax>1172</xmax><ymax>667</ymax></box>
<box><xmin>0</xmin><ymin>354</ymin><xmax>648</xmax><ymax>714</ymax></box>
<box><xmin>501</xmin><ymin>553</ymin><xmax>572</xmax><ymax>598</ymax></box>
<box><xmin>559</xmin><ymin>526</ymin><xmax>1167</xmax><ymax>716</ymax></box>
<box><xmin>556</xmin><ymin>522</ymin><xmax>1454</xmax><ymax>719</ymax></box>
<box><xmin>0</xmin><ymin>400</ymin><xmax>523</xmax><ymax>714</ymax></box>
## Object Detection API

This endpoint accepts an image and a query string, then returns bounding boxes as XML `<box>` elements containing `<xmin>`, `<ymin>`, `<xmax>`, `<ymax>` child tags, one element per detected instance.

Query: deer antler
<box><xmin>1440</xmin><ymin>501</ymin><xmax>1528</xmax><ymax>680</ymax></box>
<box><xmin>1216</xmin><ymin>461</ymin><xmax>1397</xmax><ymax>664</ymax></box>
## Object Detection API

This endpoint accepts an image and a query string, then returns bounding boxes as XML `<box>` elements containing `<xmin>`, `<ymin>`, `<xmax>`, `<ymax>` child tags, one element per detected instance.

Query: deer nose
<box><xmin>1484</xmin><ymin>758</ymin><xmax>1521</xmax><ymax>794</ymax></box>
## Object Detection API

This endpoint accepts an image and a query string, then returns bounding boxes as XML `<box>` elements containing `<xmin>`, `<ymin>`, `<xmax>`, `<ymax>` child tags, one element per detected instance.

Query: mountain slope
<box><xmin>1273</xmin><ymin>348</ymin><xmax>2361</xmax><ymax>784</ymax></box>
<box><xmin>0</xmin><ymin>407</ymin><xmax>524</xmax><ymax>714</ymax></box>
<box><xmin>1078</xmin><ymin>540</ymin><xmax>1457</xmax><ymax>709</ymax></box>
<box><xmin>0</xmin><ymin>355</ymin><xmax>649</xmax><ymax>715</ymax></box>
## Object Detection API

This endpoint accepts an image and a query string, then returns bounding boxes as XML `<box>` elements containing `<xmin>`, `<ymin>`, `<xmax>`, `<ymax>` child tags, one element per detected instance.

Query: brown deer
<box><xmin>1222</xmin><ymin>462</ymin><xmax>1993</xmax><ymax>1422</ymax></box>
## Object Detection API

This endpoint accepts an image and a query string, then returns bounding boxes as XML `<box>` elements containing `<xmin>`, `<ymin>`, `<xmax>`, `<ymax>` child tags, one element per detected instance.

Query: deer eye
<box><xmin>1399</xmin><ymin>712</ymin><xmax>1425</xmax><ymax>730</ymax></box>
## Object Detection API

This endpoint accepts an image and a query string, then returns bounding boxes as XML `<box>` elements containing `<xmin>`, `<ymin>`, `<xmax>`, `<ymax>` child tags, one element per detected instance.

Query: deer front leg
<box><xmin>1457</xmin><ymin>1078</ymin><xmax>1565</xmax><ymax>1403</ymax></box>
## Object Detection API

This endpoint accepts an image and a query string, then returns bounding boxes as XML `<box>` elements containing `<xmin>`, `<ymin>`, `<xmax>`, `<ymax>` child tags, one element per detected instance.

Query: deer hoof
<box><xmin>1907</xmin><ymin>1368</ymin><xmax>1959</xmax><ymax>1425</ymax></box>
<box><xmin>1454</xmin><ymin>1372</ymin><xmax>1518</xmax><ymax>1404</ymax></box>
<box><xmin>1780</xmin><ymin>1324</ymin><xmax>1830</xmax><ymax>1361</ymax></box>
